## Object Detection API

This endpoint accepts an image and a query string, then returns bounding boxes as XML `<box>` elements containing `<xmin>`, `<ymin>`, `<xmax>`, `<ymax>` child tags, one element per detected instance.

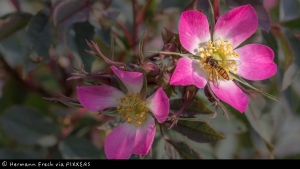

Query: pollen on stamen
<box><xmin>198</xmin><ymin>37</ymin><xmax>240</xmax><ymax>79</ymax></box>
<box><xmin>116</xmin><ymin>93</ymin><xmax>148</xmax><ymax>127</ymax></box>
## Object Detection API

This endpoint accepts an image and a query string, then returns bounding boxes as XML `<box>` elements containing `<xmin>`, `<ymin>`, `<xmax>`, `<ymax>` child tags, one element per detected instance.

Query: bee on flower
<box><xmin>170</xmin><ymin>5</ymin><xmax>277</xmax><ymax>113</ymax></box>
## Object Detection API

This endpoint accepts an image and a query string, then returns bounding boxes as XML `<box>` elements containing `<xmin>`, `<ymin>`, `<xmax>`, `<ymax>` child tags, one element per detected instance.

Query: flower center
<box><xmin>116</xmin><ymin>93</ymin><xmax>148</xmax><ymax>127</ymax></box>
<box><xmin>197</xmin><ymin>37</ymin><xmax>240</xmax><ymax>80</ymax></box>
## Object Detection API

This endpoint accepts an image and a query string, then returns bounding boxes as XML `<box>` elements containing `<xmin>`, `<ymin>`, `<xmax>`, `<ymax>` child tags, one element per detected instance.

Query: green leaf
<box><xmin>22</xmin><ymin>9</ymin><xmax>53</xmax><ymax>75</ymax></box>
<box><xmin>59</xmin><ymin>136</ymin><xmax>104</xmax><ymax>159</ymax></box>
<box><xmin>164</xmin><ymin>120</ymin><xmax>225</xmax><ymax>143</ymax></box>
<box><xmin>170</xmin><ymin>99</ymin><xmax>214</xmax><ymax>117</ymax></box>
<box><xmin>23</xmin><ymin>93</ymin><xmax>53</xmax><ymax>116</ymax></box>
<box><xmin>263</xmin><ymin>139</ymin><xmax>274</xmax><ymax>158</ymax></box>
<box><xmin>140</xmin><ymin>74</ymin><xmax>147</xmax><ymax>100</ymax></box>
<box><xmin>230</xmin><ymin>73</ymin><xmax>281</xmax><ymax>102</ymax></box>
<box><xmin>99</xmin><ymin>108</ymin><xmax>119</xmax><ymax>117</ymax></box>
<box><xmin>261</xmin><ymin>30</ymin><xmax>278</xmax><ymax>64</ymax></box>
<box><xmin>0</xmin><ymin>31</ymin><xmax>23</xmax><ymax>68</ymax></box>
<box><xmin>53</xmin><ymin>0</ymin><xmax>93</xmax><ymax>29</ymax></box>
<box><xmin>33</xmin><ymin>65</ymin><xmax>62</xmax><ymax>92</ymax></box>
<box><xmin>280</xmin><ymin>28</ymin><xmax>300</xmax><ymax>91</ymax></box>
<box><xmin>272</xmin><ymin>110</ymin><xmax>300</xmax><ymax>158</ymax></box>
<box><xmin>281</xmin><ymin>17</ymin><xmax>300</xmax><ymax>34</ymax></box>
<box><xmin>282</xmin><ymin>28</ymin><xmax>300</xmax><ymax>68</ymax></box>
<box><xmin>166</xmin><ymin>139</ymin><xmax>202</xmax><ymax>159</ymax></box>
<box><xmin>98</xmin><ymin>116</ymin><xmax>124</xmax><ymax>131</ymax></box>
<box><xmin>113</xmin><ymin>73</ymin><xmax>128</xmax><ymax>94</ymax></box>
<box><xmin>198</xmin><ymin>109</ymin><xmax>247</xmax><ymax>135</ymax></box>
<box><xmin>139</xmin><ymin>31</ymin><xmax>146</xmax><ymax>60</ymax></box>
<box><xmin>66</xmin><ymin>21</ymin><xmax>95</xmax><ymax>72</ymax></box>
<box><xmin>96</xmin><ymin>27</ymin><xmax>112</xmax><ymax>47</ymax></box>
<box><xmin>281</xmin><ymin>63</ymin><xmax>299</xmax><ymax>91</ymax></box>
<box><xmin>0</xmin><ymin>106</ymin><xmax>59</xmax><ymax>146</ymax></box>
<box><xmin>144</xmin><ymin>0</ymin><xmax>157</xmax><ymax>24</ymax></box>
<box><xmin>225</xmin><ymin>0</ymin><xmax>271</xmax><ymax>32</ymax></box>
<box><xmin>244</xmin><ymin>99</ymin><xmax>274</xmax><ymax>155</ymax></box>
<box><xmin>0</xmin><ymin>148</ymin><xmax>40</xmax><ymax>159</ymax></box>
<box><xmin>74</xmin><ymin>114</ymin><xmax>101</xmax><ymax>130</ymax></box>
<box><xmin>280</xmin><ymin>0</ymin><xmax>300</xmax><ymax>22</ymax></box>
<box><xmin>0</xmin><ymin>12</ymin><xmax>32</xmax><ymax>41</ymax></box>
<box><xmin>0</xmin><ymin>78</ymin><xmax>27</xmax><ymax>113</ymax></box>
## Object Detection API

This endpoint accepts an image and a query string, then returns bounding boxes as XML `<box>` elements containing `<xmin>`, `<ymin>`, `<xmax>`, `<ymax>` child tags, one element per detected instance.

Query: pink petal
<box><xmin>77</xmin><ymin>85</ymin><xmax>125</xmax><ymax>112</ymax></box>
<box><xmin>179</xmin><ymin>10</ymin><xmax>211</xmax><ymax>55</ymax></box>
<box><xmin>110</xmin><ymin>66</ymin><xmax>143</xmax><ymax>94</ymax></box>
<box><xmin>170</xmin><ymin>58</ymin><xmax>208</xmax><ymax>89</ymax></box>
<box><xmin>104</xmin><ymin>122</ymin><xmax>137</xmax><ymax>159</ymax></box>
<box><xmin>209</xmin><ymin>80</ymin><xmax>248</xmax><ymax>113</ymax></box>
<box><xmin>234</xmin><ymin>44</ymin><xmax>277</xmax><ymax>80</ymax></box>
<box><xmin>146</xmin><ymin>87</ymin><xmax>169</xmax><ymax>123</ymax></box>
<box><xmin>213</xmin><ymin>5</ymin><xmax>258</xmax><ymax>49</ymax></box>
<box><xmin>132</xmin><ymin>115</ymin><xmax>156</xmax><ymax>155</ymax></box>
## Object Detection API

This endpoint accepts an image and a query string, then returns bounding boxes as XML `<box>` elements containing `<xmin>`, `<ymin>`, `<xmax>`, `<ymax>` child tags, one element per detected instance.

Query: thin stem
<box><xmin>132</xmin><ymin>0</ymin><xmax>139</xmax><ymax>51</ymax></box>
<box><xmin>137</xmin><ymin>0</ymin><xmax>153</xmax><ymax>25</ymax></box>
<box><xmin>213</xmin><ymin>0</ymin><xmax>220</xmax><ymax>21</ymax></box>
<box><xmin>159</xmin><ymin>123</ymin><xmax>168</xmax><ymax>140</ymax></box>
<box><xmin>208</xmin><ymin>0</ymin><xmax>215</xmax><ymax>39</ymax></box>
<box><xmin>206</xmin><ymin>83</ymin><xmax>229</xmax><ymax>120</ymax></box>
<box><xmin>115</xmin><ymin>20</ymin><xmax>134</xmax><ymax>50</ymax></box>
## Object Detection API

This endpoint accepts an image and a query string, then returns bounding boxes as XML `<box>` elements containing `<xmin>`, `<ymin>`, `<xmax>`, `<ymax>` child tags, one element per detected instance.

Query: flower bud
<box><xmin>156</xmin><ymin>70</ymin><xmax>171</xmax><ymax>88</ymax></box>
<box><xmin>142</xmin><ymin>61</ymin><xmax>160</xmax><ymax>76</ymax></box>
<box><xmin>183</xmin><ymin>85</ymin><xmax>198</xmax><ymax>102</ymax></box>
<box><xmin>163</xmin><ymin>43</ymin><xmax>177</xmax><ymax>52</ymax></box>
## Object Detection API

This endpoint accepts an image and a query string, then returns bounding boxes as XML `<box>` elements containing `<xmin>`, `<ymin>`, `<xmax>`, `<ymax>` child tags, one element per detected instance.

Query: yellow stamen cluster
<box><xmin>199</xmin><ymin>37</ymin><xmax>239</xmax><ymax>60</ymax></box>
<box><xmin>116</xmin><ymin>93</ymin><xmax>148</xmax><ymax>127</ymax></box>
<box><xmin>198</xmin><ymin>37</ymin><xmax>240</xmax><ymax>80</ymax></box>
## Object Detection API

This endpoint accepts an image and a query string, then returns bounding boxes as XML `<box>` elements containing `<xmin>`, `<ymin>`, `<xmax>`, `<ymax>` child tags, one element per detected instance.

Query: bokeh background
<box><xmin>0</xmin><ymin>0</ymin><xmax>299</xmax><ymax>159</ymax></box>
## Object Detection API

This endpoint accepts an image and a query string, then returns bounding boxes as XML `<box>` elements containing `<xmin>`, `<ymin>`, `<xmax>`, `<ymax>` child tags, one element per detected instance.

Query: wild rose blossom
<box><xmin>77</xmin><ymin>66</ymin><xmax>169</xmax><ymax>159</ymax></box>
<box><xmin>170</xmin><ymin>5</ymin><xmax>277</xmax><ymax>112</ymax></box>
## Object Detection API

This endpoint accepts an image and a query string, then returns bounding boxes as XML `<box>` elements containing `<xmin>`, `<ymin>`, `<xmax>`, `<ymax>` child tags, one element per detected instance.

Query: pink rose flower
<box><xmin>77</xmin><ymin>66</ymin><xmax>169</xmax><ymax>159</ymax></box>
<box><xmin>170</xmin><ymin>5</ymin><xmax>277</xmax><ymax>112</ymax></box>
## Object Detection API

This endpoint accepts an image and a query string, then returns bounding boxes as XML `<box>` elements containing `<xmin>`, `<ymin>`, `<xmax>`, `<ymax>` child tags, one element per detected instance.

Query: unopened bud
<box><xmin>183</xmin><ymin>85</ymin><xmax>198</xmax><ymax>102</ymax></box>
<box><xmin>156</xmin><ymin>71</ymin><xmax>171</xmax><ymax>88</ymax></box>
<box><xmin>142</xmin><ymin>61</ymin><xmax>160</xmax><ymax>76</ymax></box>
<box><xmin>163</xmin><ymin>71</ymin><xmax>171</xmax><ymax>86</ymax></box>
<box><xmin>163</xmin><ymin>43</ymin><xmax>177</xmax><ymax>52</ymax></box>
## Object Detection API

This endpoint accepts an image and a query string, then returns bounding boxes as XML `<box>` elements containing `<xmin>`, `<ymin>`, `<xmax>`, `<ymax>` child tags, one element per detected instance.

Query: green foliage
<box><xmin>170</xmin><ymin>99</ymin><xmax>214</xmax><ymax>116</ymax></box>
<box><xmin>0</xmin><ymin>148</ymin><xmax>40</xmax><ymax>159</ymax></box>
<box><xmin>0</xmin><ymin>12</ymin><xmax>32</xmax><ymax>41</ymax></box>
<box><xmin>66</xmin><ymin>21</ymin><xmax>95</xmax><ymax>72</ymax></box>
<box><xmin>166</xmin><ymin>139</ymin><xmax>202</xmax><ymax>159</ymax></box>
<box><xmin>0</xmin><ymin>106</ymin><xmax>60</xmax><ymax>146</ymax></box>
<box><xmin>22</xmin><ymin>9</ymin><xmax>53</xmax><ymax>75</ymax></box>
<box><xmin>53</xmin><ymin>0</ymin><xmax>92</xmax><ymax>29</ymax></box>
<box><xmin>59</xmin><ymin>136</ymin><xmax>104</xmax><ymax>159</ymax></box>
<box><xmin>165</xmin><ymin>120</ymin><xmax>225</xmax><ymax>143</ymax></box>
